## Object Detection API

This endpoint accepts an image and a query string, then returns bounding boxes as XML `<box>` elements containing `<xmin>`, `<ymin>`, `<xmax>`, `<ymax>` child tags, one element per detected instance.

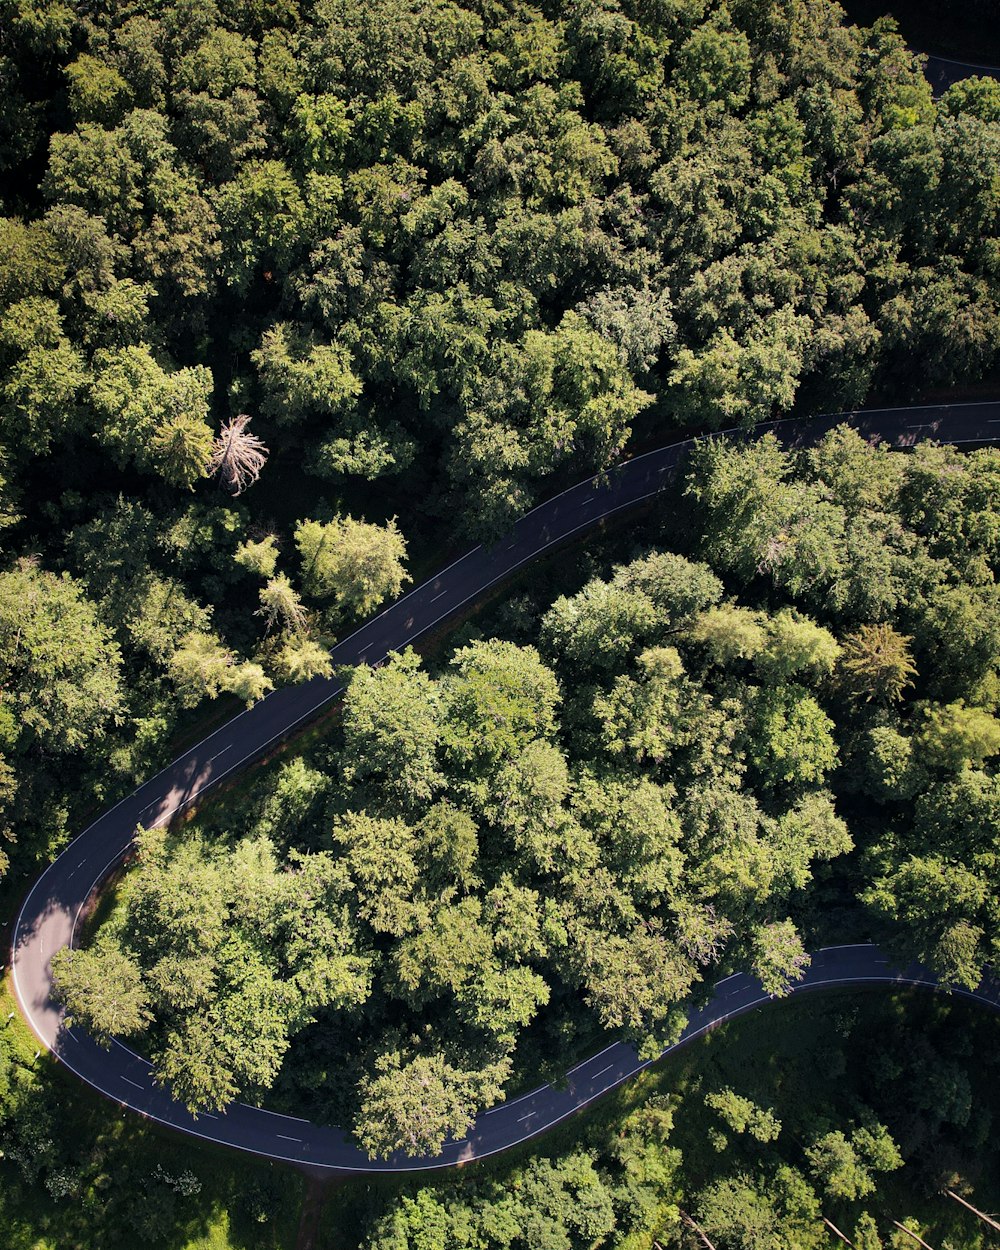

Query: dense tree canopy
<box><xmin>0</xmin><ymin>0</ymin><xmax>998</xmax><ymax>875</ymax></box>
<box><xmin>48</xmin><ymin>426</ymin><xmax>1000</xmax><ymax>1164</ymax></box>
<box><xmin>5</xmin><ymin>0</ymin><xmax>1000</xmax><ymax>1237</ymax></box>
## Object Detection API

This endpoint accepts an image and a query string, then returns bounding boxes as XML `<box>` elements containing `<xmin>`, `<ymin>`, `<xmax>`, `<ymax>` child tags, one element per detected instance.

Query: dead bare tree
<box><xmin>679</xmin><ymin>1210</ymin><xmax>718</xmax><ymax>1250</ymax></box>
<box><xmin>211</xmin><ymin>414</ymin><xmax>269</xmax><ymax>494</ymax></box>
<box><xmin>944</xmin><ymin>1189</ymin><xmax>1000</xmax><ymax>1233</ymax></box>
<box><xmin>892</xmin><ymin>1219</ymin><xmax>936</xmax><ymax>1249</ymax></box>
<box><xmin>822</xmin><ymin>1214</ymin><xmax>855</xmax><ymax>1246</ymax></box>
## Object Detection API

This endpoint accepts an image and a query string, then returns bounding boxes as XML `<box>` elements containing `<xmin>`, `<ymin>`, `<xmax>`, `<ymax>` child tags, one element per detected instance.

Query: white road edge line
<box><xmin>28</xmin><ymin>964</ymin><xmax>997</xmax><ymax>1173</ymax></box>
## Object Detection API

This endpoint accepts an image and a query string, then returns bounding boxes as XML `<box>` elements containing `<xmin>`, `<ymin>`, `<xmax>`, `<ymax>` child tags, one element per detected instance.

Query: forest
<box><xmin>48</xmin><ymin>429</ymin><xmax>1000</xmax><ymax>1164</ymax></box>
<box><xmin>5</xmin><ymin>0</ymin><xmax>1000</xmax><ymax>888</ymax></box>
<box><xmin>3</xmin><ymin>0</ymin><xmax>1000</xmax><ymax>1243</ymax></box>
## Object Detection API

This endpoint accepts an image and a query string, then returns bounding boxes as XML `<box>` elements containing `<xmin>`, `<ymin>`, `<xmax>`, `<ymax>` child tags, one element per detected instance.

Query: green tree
<box><xmin>65</xmin><ymin>53</ymin><xmax>133</xmax><ymax>125</ymax></box>
<box><xmin>355</xmin><ymin>1051</ymin><xmax>487</xmax><ymax>1159</ymax></box>
<box><xmin>90</xmin><ymin>346</ymin><xmax>215</xmax><ymax>488</ymax></box>
<box><xmin>808</xmin><ymin>425</ymin><xmax>905</xmax><ymax>514</ymax></box>
<box><xmin>862</xmin><ymin>853</ymin><xmax>989</xmax><ymax>989</ymax></box>
<box><xmin>705</xmin><ymin>1088</ymin><xmax>782</xmax><ymax>1142</ymax></box>
<box><xmin>257</xmin><ymin>574</ymin><xmax>308</xmax><ymax>634</ymax></box>
<box><xmin>689</xmin><ymin>604</ymin><xmax>767</xmax><ymax>665</ymax></box>
<box><xmin>752</xmin><ymin>919</ymin><xmax>811</xmax><ymax>997</ymax></box>
<box><xmin>168</xmin><ymin>630</ymin><xmax>271</xmax><ymax>707</ymax></box>
<box><xmin>853</xmin><ymin>1212</ymin><xmax>885</xmax><ymax>1250</ymax></box>
<box><xmin>418</xmin><ymin>802</ymin><xmax>480</xmax><ymax>894</ymax></box>
<box><xmin>859</xmin><ymin>727</ymin><xmax>925</xmax><ymax>801</ymax></box>
<box><xmin>771</xmin><ymin>792</ymin><xmax>853</xmax><ymax>891</ymax></box>
<box><xmin>341</xmin><ymin>650</ymin><xmax>444</xmax><ymax>809</ymax></box>
<box><xmin>214</xmin><ymin>159</ymin><xmax>306</xmax><ymax>290</ymax></box>
<box><xmin>610</xmin><ymin>550</ymin><xmax>724</xmax><ymax>620</ymax></box>
<box><xmin>686</xmin><ymin>435</ymin><xmax>845</xmax><ymax>595</ymax></box>
<box><xmin>747</xmin><ymin>685</ymin><xmax>837</xmax><ymax>788</ymax></box>
<box><xmin>334</xmin><ymin>811</ymin><xmax>420</xmax><ymax>937</ymax></box>
<box><xmin>443</xmin><ymin>640</ymin><xmax>561</xmax><ymax>771</ymax></box>
<box><xmin>756</xmin><ymin>609</ymin><xmax>840</xmax><ymax>680</ymax></box>
<box><xmin>541</xmin><ymin>578</ymin><xmax>661</xmax><ymax>673</ymax></box>
<box><xmin>273</xmin><ymin>635</ymin><xmax>334</xmax><ymax>682</ymax></box>
<box><xmin>0</xmin><ymin>337</ymin><xmax>88</xmax><ymax>457</ymax></box>
<box><xmin>669</xmin><ymin>308</ymin><xmax>810</xmax><ymax>429</ymax></box>
<box><xmin>805</xmin><ymin>1123</ymin><xmax>902</xmax><ymax>1201</ymax></box>
<box><xmin>569</xmin><ymin>919</ymin><xmax>696</xmax><ymax>1049</ymax></box>
<box><xmin>252</xmin><ymin>322</ymin><xmax>362</xmax><ymax>424</ymax></box>
<box><xmin>51</xmin><ymin>945</ymin><xmax>151</xmax><ymax>1044</ymax></box>
<box><xmin>235</xmin><ymin>535</ymin><xmax>279</xmax><ymax>578</ymax></box>
<box><xmin>838</xmin><ymin>623</ymin><xmax>917</xmax><ymax>704</ymax></box>
<box><xmin>0</xmin><ymin>560</ymin><xmax>124</xmax><ymax>752</ymax></box>
<box><xmin>696</xmin><ymin>1168</ymin><xmax>824</xmax><ymax>1250</ymax></box>
<box><xmin>675</xmin><ymin>9</ymin><xmax>752</xmax><ymax>108</ymax></box>
<box><xmin>594</xmin><ymin>645</ymin><xmax>698</xmax><ymax>765</ymax></box>
<box><xmin>173</xmin><ymin>28</ymin><xmax>266</xmax><ymax>181</ymax></box>
<box><xmin>917</xmin><ymin>700</ymin><xmax>1000</xmax><ymax>770</ymax></box>
<box><xmin>295</xmin><ymin>515</ymin><xmax>409</xmax><ymax>615</ymax></box>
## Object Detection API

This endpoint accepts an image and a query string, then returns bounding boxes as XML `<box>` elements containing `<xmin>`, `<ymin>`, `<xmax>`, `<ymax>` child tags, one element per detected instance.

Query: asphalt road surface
<box><xmin>924</xmin><ymin>52</ymin><xmax>1000</xmax><ymax>95</ymax></box>
<box><xmin>11</xmin><ymin>401</ymin><xmax>1000</xmax><ymax>1173</ymax></box>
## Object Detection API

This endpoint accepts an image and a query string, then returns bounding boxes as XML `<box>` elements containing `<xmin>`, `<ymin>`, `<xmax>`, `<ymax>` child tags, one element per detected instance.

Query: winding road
<box><xmin>10</xmin><ymin>401</ymin><xmax>1000</xmax><ymax>1173</ymax></box>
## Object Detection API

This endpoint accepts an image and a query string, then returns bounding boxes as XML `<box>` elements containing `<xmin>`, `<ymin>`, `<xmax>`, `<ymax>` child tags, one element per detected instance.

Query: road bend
<box><xmin>10</xmin><ymin>401</ymin><xmax>1000</xmax><ymax>1172</ymax></box>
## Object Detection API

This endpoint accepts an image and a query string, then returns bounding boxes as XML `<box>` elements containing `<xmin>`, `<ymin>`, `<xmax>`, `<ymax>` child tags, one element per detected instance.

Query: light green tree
<box><xmin>257</xmin><ymin>574</ymin><xmax>308</xmax><ymax>634</ymax></box>
<box><xmin>51</xmin><ymin>945</ymin><xmax>151</xmax><ymax>1044</ymax></box>
<box><xmin>234</xmin><ymin>535</ymin><xmax>280</xmax><ymax>578</ymax></box>
<box><xmin>273</xmin><ymin>635</ymin><xmax>333</xmax><ymax>683</ymax></box>
<box><xmin>295</xmin><ymin>515</ymin><xmax>409</xmax><ymax>615</ymax></box>
<box><xmin>918</xmin><ymin>700</ymin><xmax>1000</xmax><ymax>770</ymax></box>
<box><xmin>689</xmin><ymin>604</ymin><xmax>767</xmax><ymax>665</ymax></box>
<box><xmin>705</xmin><ymin>1088</ymin><xmax>782</xmax><ymax>1142</ymax></box>
<box><xmin>0</xmin><ymin>560</ymin><xmax>124</xmax><ymax>752</ymax></box>
<box><xmin>752</xmin><ymin>919</ymin><xmax>811</xmax><ymax>996</ymax></box>
<box><xmin>341</xmin><ymin>650</ymin><xmax>444</xmax><ymax>809</ymax></box>
<box><xmin>756</xmin><ymin>609</ymin><xmax>840</xmax><ymax>679</ymax></box>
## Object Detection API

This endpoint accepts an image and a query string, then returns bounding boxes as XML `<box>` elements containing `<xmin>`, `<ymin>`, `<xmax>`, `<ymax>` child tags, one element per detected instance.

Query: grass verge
<box><xmin>0</xmin><ymin>976</ymin><xmax>304</xmax><ymax>1250</ymax></box>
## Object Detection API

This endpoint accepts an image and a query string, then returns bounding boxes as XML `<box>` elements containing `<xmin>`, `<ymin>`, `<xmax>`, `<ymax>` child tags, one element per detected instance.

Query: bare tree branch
<box><xmin>211</xmin><ymin>414</ymin><xmax>269</xmax><ymax>495</ymax></box>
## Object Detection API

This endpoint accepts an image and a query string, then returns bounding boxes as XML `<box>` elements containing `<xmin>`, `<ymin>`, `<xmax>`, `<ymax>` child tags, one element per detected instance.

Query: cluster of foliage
<box><xmin>53</xmin><ymin>428</ymin><xmax>1000</xmax><ymax>1163</ymax></box>
<box><xmin>6</xmin><ymin>974</ymin><xmax>1000</xmax><ymax>1250</ymax></box>
<box><xmin>5</xmin><ymin>0</ymin><xmax>1000</xmax><ymax>540</ymax></box>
